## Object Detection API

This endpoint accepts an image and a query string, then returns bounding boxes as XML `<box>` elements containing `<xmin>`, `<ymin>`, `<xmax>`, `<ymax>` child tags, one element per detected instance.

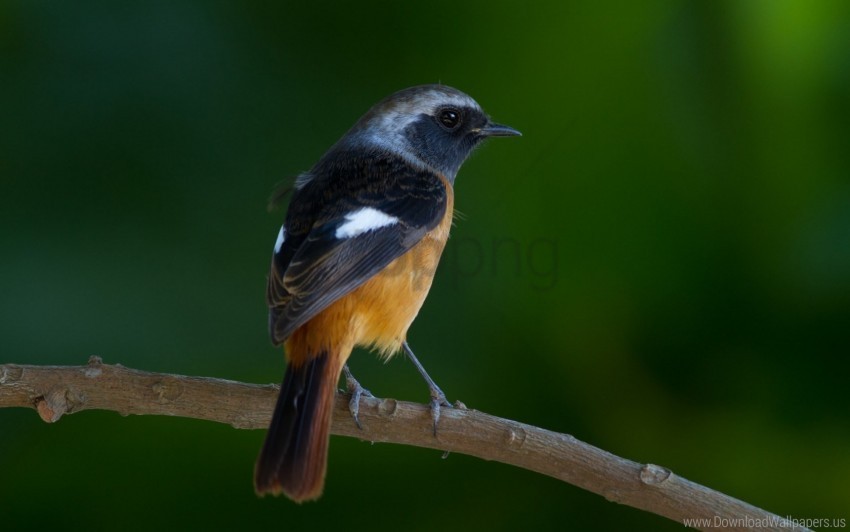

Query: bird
<box><xmin>254</xmin><ymin>84</ymin><xmax>520</xmax><ymax>502</ymax></box>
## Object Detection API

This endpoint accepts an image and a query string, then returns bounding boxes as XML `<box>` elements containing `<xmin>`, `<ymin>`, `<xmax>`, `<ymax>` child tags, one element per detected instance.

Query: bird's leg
<box><xmin>403</xmin><ymin>341</ymin><xmax>452</xmax><ymax>435</ymax></box>
<box><xmin>342</xmin><ymin>364</ymin><xmax>373</xmax><ymax>430</ymax></box>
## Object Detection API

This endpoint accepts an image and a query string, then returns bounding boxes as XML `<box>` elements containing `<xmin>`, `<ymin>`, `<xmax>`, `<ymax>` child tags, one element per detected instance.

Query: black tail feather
<box><xmin>254</xmin><ymin>351</ymin><xmax>337</xmax><ymax>501</ymax></box>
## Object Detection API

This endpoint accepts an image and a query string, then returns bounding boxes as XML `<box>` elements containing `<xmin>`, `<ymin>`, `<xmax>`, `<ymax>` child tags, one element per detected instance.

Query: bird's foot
<box><xmin>427</xmin><ymin>384</ymin><xmax>453</xmax><ymax>436</ymax></box>
<box><xmin>402</xmin><ymin>341</ymin><xmax>457</xmax><ymax>436</ymax></box>
<box><xmin>343</xmin><ymin>365</ymin><xmax>373</xmax><ymax>430</ymax></box>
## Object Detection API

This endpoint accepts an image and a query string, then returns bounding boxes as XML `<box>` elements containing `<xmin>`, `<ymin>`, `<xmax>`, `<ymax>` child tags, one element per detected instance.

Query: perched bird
<box><xmin>255</xmin><ymin>84</ymin><xmax>520</xmax><ymax>501</ymax></box>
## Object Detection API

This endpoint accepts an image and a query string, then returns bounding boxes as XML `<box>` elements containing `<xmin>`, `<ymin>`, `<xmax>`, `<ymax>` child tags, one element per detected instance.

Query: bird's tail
<box><xmin>254</xmin><ymin>349</ymin><xmax>342</xmax><ymax>502</ymax></box>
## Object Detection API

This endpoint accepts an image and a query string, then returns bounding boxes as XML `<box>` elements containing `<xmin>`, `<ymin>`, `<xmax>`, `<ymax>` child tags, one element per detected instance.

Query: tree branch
<box><xmin>1</xmin><ymin>357</ymin><xmax>808</xmax><ymax>532</ymax></box>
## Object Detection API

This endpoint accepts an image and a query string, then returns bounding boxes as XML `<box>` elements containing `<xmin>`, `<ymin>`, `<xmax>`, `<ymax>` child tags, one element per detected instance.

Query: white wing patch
<box><xmin>274</xmin><ymin>226</ymin><xmax>286</xmax><ymax>253</ymax></box>
<box><xmin>335</xmin><ymin>207</ymin><xmax>399</xmax><ymax>239</ymax></box>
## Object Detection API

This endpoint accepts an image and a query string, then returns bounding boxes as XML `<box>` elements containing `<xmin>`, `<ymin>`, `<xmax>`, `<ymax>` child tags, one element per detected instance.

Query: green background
<box><xmin>2</xmin><ymin>1</ymin><xmax>849</xmax><ymax>530</ymax></box>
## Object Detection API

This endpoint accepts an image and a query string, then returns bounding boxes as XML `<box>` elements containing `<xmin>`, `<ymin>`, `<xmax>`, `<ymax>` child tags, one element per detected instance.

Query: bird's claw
<box><xmin>343</xmin><ymin>365</ymin><xmax>373</xmax><ymax>430</ymax></box>
<box><xmin>428</xmin><ymin>386</ymin><xmax>453</xmax><ymax>436</ymax></box>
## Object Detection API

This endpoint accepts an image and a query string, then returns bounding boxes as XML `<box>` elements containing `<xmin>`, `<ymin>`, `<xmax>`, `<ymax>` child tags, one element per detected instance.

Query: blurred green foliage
<box><xmin>2</xmin><ymin>1</ymin><xmax>849</xmax><ymax>530</ymax></box>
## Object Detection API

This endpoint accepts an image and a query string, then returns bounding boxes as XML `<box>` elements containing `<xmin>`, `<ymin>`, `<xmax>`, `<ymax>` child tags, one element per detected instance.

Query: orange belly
<box><xmin>285</xmin><ymin>178</ymin><xmax>454</xmax><ymax>363</ymax></box>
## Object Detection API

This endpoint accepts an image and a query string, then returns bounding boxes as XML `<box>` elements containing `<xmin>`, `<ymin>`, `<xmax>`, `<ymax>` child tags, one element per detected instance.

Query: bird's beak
<box><xmin>479</xmin><ymin>122</ymin><xmax>522</xmax><ymax>137</ymax></box>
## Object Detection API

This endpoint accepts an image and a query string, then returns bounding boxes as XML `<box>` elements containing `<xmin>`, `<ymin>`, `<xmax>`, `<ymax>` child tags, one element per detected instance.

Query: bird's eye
<box><xmin>438</xmin><ymin>108</ymin><xmax>461</xmax><ymax>130</ymax></box>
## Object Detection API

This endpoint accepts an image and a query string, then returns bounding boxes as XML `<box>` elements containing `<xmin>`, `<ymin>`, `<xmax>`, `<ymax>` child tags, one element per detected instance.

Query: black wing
<box><xmin>267</xmin><ymin>153</ymin><xmax>447</xmax><ymax>345</ymax></box>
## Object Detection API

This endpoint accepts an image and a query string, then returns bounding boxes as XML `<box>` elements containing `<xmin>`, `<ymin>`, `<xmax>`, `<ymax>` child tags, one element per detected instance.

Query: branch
<box><xmin>1</xmin><ymin>358</ymin><xmax>808</xmax><ymax>532</ymax></box>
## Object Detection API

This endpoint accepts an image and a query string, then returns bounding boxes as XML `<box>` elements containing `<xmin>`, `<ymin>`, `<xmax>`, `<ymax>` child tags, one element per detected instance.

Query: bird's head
<box><xmin>340</xmin><ymin>84</ymin><xmax>520</xmax><ymax>182</ymax></box>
